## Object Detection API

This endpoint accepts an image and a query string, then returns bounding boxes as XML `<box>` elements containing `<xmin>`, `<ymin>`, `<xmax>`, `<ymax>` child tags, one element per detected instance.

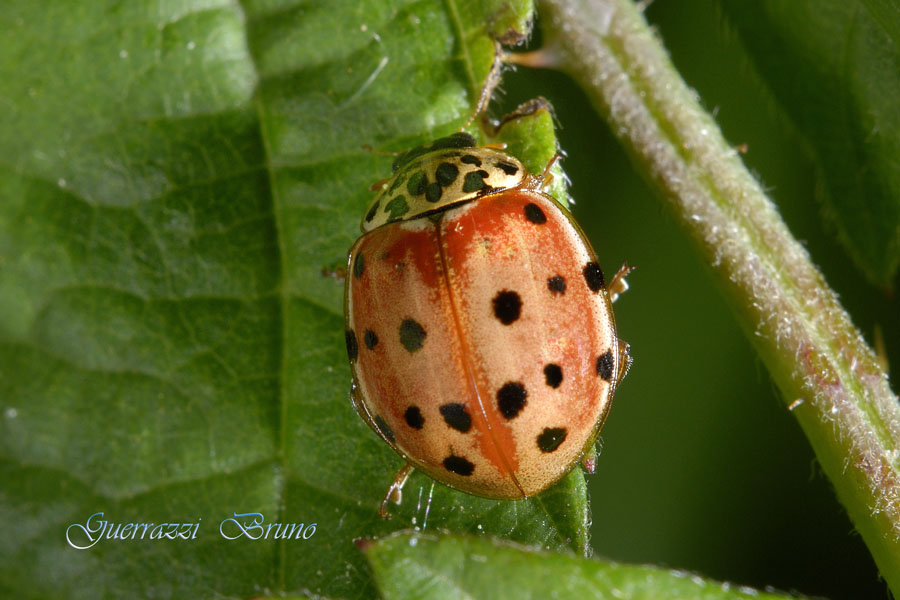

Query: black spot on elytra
<box><xmin>596</xmin><ymin>350</ymin><xmax>614</xmax><ymax>381</ymax></box>
<box><xmin>583</xmin><ymin>261</ymin><xmax>605</xmax><ymax>293</ymax></box>
<box><xmin>374</xmin><ymin>415</ymin><xmax>395</xmax><ymax>443</ymax></box>
<box><xmin>388</xmin><ymin>173</ymin><xmax>406</xmax><ymax>193</ymax></box>
<box><xmin>544</xmin><ymin>364</ymin><xmax>563</xmax><ymax>388</ymax></box>
<box><xmin>433</xmin><ymin>132</ymin><xmax>477</xmax><ymax>151</ymax></box>
<box><xmin>537</xmin><ymin>427</ymin><xmax>567</xmax><ymax>453</ymax></box>
<box><xmin>404</xmin><ymin>406</ymin><xmax>424</xmax><ymax>429</ymax></box>
<box><xmin>353</xmin><ymin>253</ymin><xmax>365</xmax><ymax>278</ymax></box>
<box><xmin>443</xmin><ymin>454</ymin><xmax>475</xmax><ymax>476</ymax></box>
<box><xmin>460</xmin><ymin>154</ymin><xmax>482</xmax><ymax>167</ymax></box>
<box><xmin>425</xmin><ymin>181</ymin><xmax>442</xmax><ymax>203</ymax></box>
<box><xmin>547</xmin><ymin>275</ymin><xmax>566</xmax><ymax>295</ymax></box>
<box><xmin>435</xmin><ymin>162</ymin><xmax>460</xmax><ymax>187</ymax></box>
<box><xmin>497</xmin><ymin>382</ymin><xmax>527</xmax><ymax>419</ymax></box>
<box><xmin>462</xmin><ymin>170</ymin><xmax>490</xmax><ymax>193</ymax></box>
<box><xmin>345</xmin><ymin>330</ymin><xmax>358</xmax><ymax>361</ymax></box>
<box><xmin>399</xmin><ymin>318</ymin><xmax>426</xmax><ymax>352</ymax></box>
<box><xmin>365</xmin><ymin>201</ymin><xmax>380</xmax><ymax>223</ymax></box>
<box><xmin>364</xmin><ymin>329</ymin><xmax>378</xmax><ymax>350</ymax></box>
<box><xmin>406</xmin><ymin>171</ymin><xmax>427</xmax><ymax>196</ymax></box>
<box><xmin>492</xmin><ymin>290</ymin><xmax>522</xmax><ymax>325</ymax></box>
<box><xmin>524</xmin><ymin>203</ymin><xmax>547</xmax><ymax>224</ymax></box>
<box><xmin>391</xmin><ymin>133</ymin><xmax>476</xmax><ymax>173</ymax></box>
<box><xmin>496</xmin><ymin>160</ymin><xmax>519</xmax><ymax>176</ymax></box>
<box><xmin>384</xmin><ymin>195</ymin><xmax>409</xmax><ymax>221</ymax></box>
<box><xmin>439</xmin><ymin>403</ymin><xmax>472</xmax><ymax>433</ymax></box>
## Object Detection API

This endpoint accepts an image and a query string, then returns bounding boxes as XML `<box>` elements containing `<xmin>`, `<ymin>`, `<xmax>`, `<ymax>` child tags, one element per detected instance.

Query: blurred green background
<box><xmin>498</xmin><ymin>1</ymin><xmax>899</xmax><ymax>598</ymax></box>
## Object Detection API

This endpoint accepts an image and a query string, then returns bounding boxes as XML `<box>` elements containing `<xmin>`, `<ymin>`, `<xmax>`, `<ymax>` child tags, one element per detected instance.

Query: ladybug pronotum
<box><xmin>344</xmin><ymin>131</ymin><xmax>631</xmax><ymax>516</ymax></box>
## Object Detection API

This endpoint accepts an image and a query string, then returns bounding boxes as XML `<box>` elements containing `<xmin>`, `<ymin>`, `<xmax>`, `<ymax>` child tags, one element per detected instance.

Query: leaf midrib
<box><xmin>240</xmin><ymin>1</ymin><xmax>585</xmax><ymax>590</ymax></box>
<box><xmin>240</xmin><ymin>2</ymin><xmax>290</xmax><ymax>589</ymax></box>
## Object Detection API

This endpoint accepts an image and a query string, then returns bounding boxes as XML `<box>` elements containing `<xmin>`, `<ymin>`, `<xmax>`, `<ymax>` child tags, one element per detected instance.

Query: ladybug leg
<box><xmin>607</xmin><ymin>262</ymin><xmax>635</xmax><ymax>303</ymax></box>
<box><xmin>615</xmin><ymin>339</ymin><xmax>633</xmax><ymax>386</ymax></box>
<box><xmin>537</xmin><ymin>153</ymin><xmax>562</xmax><ymax>189</ymax></box>
<box><xmin>349</xmin><ymin>381</ymin><xmax>375</xmax><ymax>430</ymax></box>
<box><xmin>368</xmin><ymin>176</ymin><xmax>392</xmax><ymax>192</ymax></box>
<box><xmin>349</xmin><ymin>380</ymin><xmax>398</xmax><ymax>450</ymax></box>
<box><xmin>504</xmin><ymin>42</ymin><xmax>565</xmax><ymax>70</ymax></box>
<box><xmin>609</xmin><ymin>263</ymin><xmax>634</xmax><ymax>386</ymax></box>
<box><xmin>379</xmin><ymin>463</ymin><xmax>414</xmax><ymax>520</ymax></box>
<box><xmin>580</xmin><ymin>444</ymin><xmax>598</xmax><ymax>474</ymax></box>
<box><xmin>320</xmin><ymin>265</ymin><xmax>347</xmax><ymax>282</ymax></box>
<box><xmin>360</xmin><ymin>147</ymin><xmax>402</xmax><ymax>191</ymax></box>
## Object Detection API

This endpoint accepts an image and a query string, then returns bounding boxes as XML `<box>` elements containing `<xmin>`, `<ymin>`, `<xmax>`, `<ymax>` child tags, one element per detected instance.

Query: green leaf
<box><xmin>718</xmin><ymin>0</ymin><xmax>900</xmax><ymax>287</ymax></box>
<box><xmin>363</xmin><ymin>531</ymin><xmax>807</xmax><ymax>599</ymax></box>
<box><xmin>0</xmin><ymin>0</ymin><xmax>599</xmax><ymax>597</ymax></box>
<box><xmin>489</xmin><ymin>99</ymin><xmax>573</xmax><ymax>209</ymax></box>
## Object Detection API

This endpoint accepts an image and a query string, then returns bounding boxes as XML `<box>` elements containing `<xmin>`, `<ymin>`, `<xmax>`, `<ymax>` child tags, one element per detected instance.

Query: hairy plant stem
<box><xmin>536</xmin><ymin>0</ymin><xmax>900</xmax><ymax>591</ymax></box>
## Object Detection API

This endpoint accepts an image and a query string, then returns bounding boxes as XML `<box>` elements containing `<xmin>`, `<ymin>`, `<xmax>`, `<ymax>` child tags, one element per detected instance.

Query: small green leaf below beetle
<box><xmin>363</xmin><ymin>532</ymin><xmax>810</xmax><ymax>600</ymax></box>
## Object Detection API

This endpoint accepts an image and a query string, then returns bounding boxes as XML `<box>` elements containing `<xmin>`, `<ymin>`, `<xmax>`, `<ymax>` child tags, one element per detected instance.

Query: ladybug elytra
<box><xmin>344</xmin><ymin>128</ymin><xmax>631</xmax><ymax>517</ymax></box>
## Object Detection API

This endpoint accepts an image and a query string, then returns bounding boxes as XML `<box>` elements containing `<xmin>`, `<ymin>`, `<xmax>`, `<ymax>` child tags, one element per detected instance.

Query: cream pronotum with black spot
<box><xmin>345</xmin><ymin>133</ymin><xmax>628</xmax><ymax>503</ymax></box>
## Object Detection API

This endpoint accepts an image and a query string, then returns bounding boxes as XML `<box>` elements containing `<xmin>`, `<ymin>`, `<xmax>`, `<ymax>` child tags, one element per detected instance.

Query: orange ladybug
<box><xmin>344</xmin><ymin>132</ymin><xmax>631</xmax><ymax>516</ymax></box>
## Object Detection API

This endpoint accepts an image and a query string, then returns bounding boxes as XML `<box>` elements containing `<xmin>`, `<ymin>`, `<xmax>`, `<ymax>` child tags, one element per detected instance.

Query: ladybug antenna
<box><xmin>361</xmin><ymin>143</ymin><xmax>402</xmax><ymax>157</ymax></box>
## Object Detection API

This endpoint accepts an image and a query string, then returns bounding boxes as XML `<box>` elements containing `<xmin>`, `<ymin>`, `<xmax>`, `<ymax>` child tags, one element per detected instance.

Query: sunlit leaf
<box><xmin>0</xmin><ymin>0</ymin><xmax>603</xmax><ymax>597</ymax></box>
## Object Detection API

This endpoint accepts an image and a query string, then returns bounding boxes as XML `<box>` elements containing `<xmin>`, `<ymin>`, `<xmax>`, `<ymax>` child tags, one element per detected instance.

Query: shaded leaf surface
<box><xmin>718</xmin><ymin>0</ymin><xmax>900</xmax><ymax>287</ymax></box>
<box><xmin>364</xmin><ymin>532</ymin><xmax>806</xmax><ymax>600</ymax></box>
<box><xmin>0</xmin><ymin>0</ymin><xmax>597</xmax><ymax>597</ymax></box>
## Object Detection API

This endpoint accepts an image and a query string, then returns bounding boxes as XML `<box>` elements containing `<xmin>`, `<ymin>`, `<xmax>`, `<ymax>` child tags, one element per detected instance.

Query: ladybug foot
<box><xmin>378</xmin><ymin>463</ymin><xmax>413</xmax><ymax>520</ymax></box>
<box><xmin>529</xmin><ymin>152</ymin><xmax>563</xmax><ymax>191</ymax></box>
<box><xmin>616</xmin><ymin>339</ymin><xmax>633</xmax><ymax>386</ymax></box>
<box><xmin>504</xmin><ymin>43</ymin><xmax>565</xmax><ymax>70</ymax></box>
<box><xmin>607</xmin><ymin>262</ymin><xmax>635</xmax><ymax>303</ymax></box>
<box><xmin>580</xmin><ymin>445</ymin><xmax>598</xmax><ymax>474</ymax></box>
<box><xmin>320</xmin><ymin>265</ymin><xmax>347</xmax><ymax>282</ymax></box>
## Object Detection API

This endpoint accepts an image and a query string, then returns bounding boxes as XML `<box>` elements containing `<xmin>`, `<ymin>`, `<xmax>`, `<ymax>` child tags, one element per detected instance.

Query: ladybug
<box><xmin>344</xmin><ymin>130</ymin><xmax>631</xmax><ymax>516</ymax></box>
